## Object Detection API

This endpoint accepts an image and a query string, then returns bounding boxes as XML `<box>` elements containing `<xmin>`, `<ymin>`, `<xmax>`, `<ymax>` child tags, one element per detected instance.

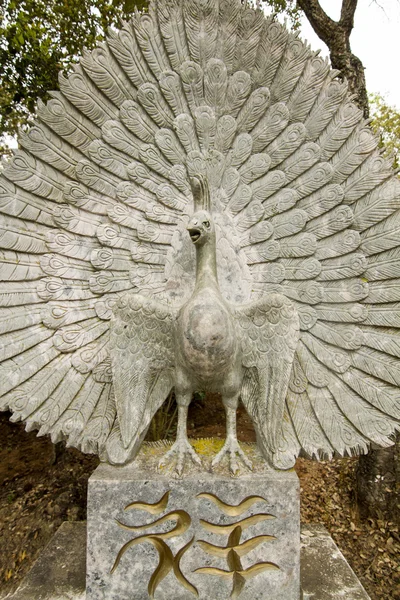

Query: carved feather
<box><xmin>353</xmin><ymin>177</ymin><xmax>400</xmax><ymax>231</ymax></box>
<box><xmin>1</xmin><ymin>354</ymin><xmax>71</xmax><ymax>419</ymax></box>
<box><xmin>216</xmin><ymin>0</ymin><xmax>241</xmax><ymax>72</ymax></box>
<box><xmin>5</xmin><ymin>151</ymin><xmax>66</xmax><ymax>202</ymax></box>
<box><xmin>19</xmin><ymin>124</ymin><xmax>82</xmax><ymax>179</ymax></box>
<box><xmin>318</xmin><ymin>253</ymin><xmax>367</xmax><ymax>281</ymax></box>
<box><xmin>0</xmin><ymin>305</ymin><xmax>43</xmax><ymax>335</ymax></box>
<box><xmin>156</xmin><ymin>0</ymin><xmax>189</xmax><ymax>70</ymax></box>
<box><xmin>234</xmin><ymin>6</ymin><xmax>264</xmax><ymax>74</ymax></box>
<box><xmin>252</xmin><ymin>19</ymin><xmax>288</xmax><ymax>89</ymax></box>
<box><xmin>0</xmin><ymin>178</ymin><xmax>55</xmax><ymax>227</ymax></box>
<box><xmin>270</xmin><ymin>36</ymin><xmax>312</xmax><ymax>104</ymax></box>
<box><xmin>132</xmin><ymin>11</ymin><xmax>171</xmax><ymax>79</ymax></box>
<box><xmin>361</xmin><ymin>210</ymin><xmax>400</xmax><ymax>256</ymax></box>
<box><xmin>286</xmin><ymin>56</ymin><xmax>330</xmax><ymax>123</ymax></box>
<box><xmin>331</xmin><ymin>125</ymin><xmax>378</xmax><ymax>183</ymax></box>
<box><xmin>364</xmin><ymin>247</ymin><xmax>400</xmax><ymax>281</ymax></box>
<box><xmin>63</xmin><ymin>180</ymin><xmax>115</xmax><ymax>216</ymax></box>
<box><xmin>37</xmin><ymin>93</ymin><xmax>100</xmax><ymax>153</ymax></box>
<box><xmin>107</xmin><ymin>23</ymin><xmax>156</xmax><ymax>88</ymax></box>
<box><xmin>42</xmin><ymin>299</ymin><xmax>97</xmax><ymax>329</ymax></box>
<box><xmin>183</xmin><ymin>0</ymin><xmax>218</xmax><ymax>68</ymax></box>
<box><xmin>237</xmin><ymin>88</ymin><xmax>271</xmax><ymax>134</ymax></box>
<box><xmin>304</xmin><ymin>77</ymin><xmax>347</xmax><ymax>141</ymax></box>
<box><xmin>53</xmin><ymin>377</ymin><xmax>106</xmax><ymax>446</ymax></box>
<box><xmin>251</xmin><ymin>103</ymin><xmax>289</xmax><ymax>153</ymax></box>
<box><xmin>305</xmin><ymin>206</ymin><xmax>353</xmax><ymax>239</ymax></box>
<box><xmin>0</xmin><ymin>338</ymin><xmax>59</xmax><ymax>398</ymax></box>
<box><xmin>352</xmin><ymin>347</ymin><xmax>400</xmax><ymax>388</ymax></box>
<box><xmin>0</xmin><ymin>0</ymin><xmax>399</xmax><ymax>467</ymax></box>
<box><xmin>78</xmin><ymin>385</ymin><xmax>116</xmax><ymax>453</ymax></box>
<box><xmin>36</xmin><ymin>369</ymin><xmax>89</xmax><ymax>439</ymax></box>
<box><xmin>280</xmin><ymin>258</ymin><xmax>321</xmax><ymax>281</ymax></box>
<box><xmin>341</xmin><ymin>368</ymin><xmax>400</xmax><ymax>419</ymax></box>
<box><xmin>286</xmin><ymin>389</ymin><xmax>334</xmax><ymax>459</ymax></box>
<box><xmin>46</xmin><ymin>230</ymin><xmax>100</xmax><ymax>262</ymax></box>
<box><xmin>362</xmin><ymin>326</ymin><xmax>400</xmax><ymax>359</ymax></box>
<box><xmin>0</xmin><ymin>325</ymin><xmax>52</xmax><ymax>362</ymax></box>
<box><xmin>343</xmin><ymin>154</ymin><xmax>393</xmax><ymax>205</ymax></box>
<box><xmin>59</xmin><ymin>66</ymin><xmax>118</xmax><ymax>126</ymax></box>
<box><xmin>87</xmin><ymin>138</ymin><xmax>132</xmax><ymax>180</ymax></box>
<box><xmin>318</xmin><ymin>100</ymin><xmax>363</xmax><ymax>162</ymax></box>
<box><xmin>101</xmin><ymin>120</ymin><xmax>144</xmax><ymax>161</ymax></box>
<box><xmin>80</xmin><ymin>44</ymin><xmax>136</xmax><ymax>108</ymax></box>
<box><xmin>307</xmin><ymin>383</ymin><xmax>369</xmax><ymax>455</ymax></box>
<box><xmin>266</xmin><ymin>123</ymin><xmax>306</xmax><ymax>169</ymax></box>
<box><xmin>0</xmin><ymin>251</ymin><xmax>43</xmax><ymax>281</ymax></box>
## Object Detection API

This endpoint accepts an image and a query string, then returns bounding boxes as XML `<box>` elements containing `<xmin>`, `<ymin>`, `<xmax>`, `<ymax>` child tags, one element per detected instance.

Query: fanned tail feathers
<box><xmin>0</xmin><ymin>0</ymin><xmax>399</xmax><ymax>465</ymax></box>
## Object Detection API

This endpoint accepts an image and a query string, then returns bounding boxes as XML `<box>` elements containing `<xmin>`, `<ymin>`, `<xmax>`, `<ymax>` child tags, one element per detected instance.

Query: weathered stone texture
<box><xmin>86</xmin><ymin>445</ymin><xmax>300</xmax><ymax>600</ymax></box>
<box><xmin>0</xmin><ymin>0</ymin><xmax>399</xmax><ymax>475</ymax></box>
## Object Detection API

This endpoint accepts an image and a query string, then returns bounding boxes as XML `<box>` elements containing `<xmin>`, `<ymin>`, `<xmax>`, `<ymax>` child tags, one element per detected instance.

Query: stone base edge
<box><xmin>3</xmin><ymin>522</ymin><xmax>371</xmax><ymax>600</ymax></box>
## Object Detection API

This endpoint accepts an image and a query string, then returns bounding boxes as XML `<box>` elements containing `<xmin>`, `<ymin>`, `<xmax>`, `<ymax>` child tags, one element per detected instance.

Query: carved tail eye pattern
<box><xmin>112</xmin><ymin>490</ymin><xmax>198</xmax><ymax>598</ymax></box>
<box><xmin>0</xmin><ymin>0</ymin><xmax>399</xmax><ymax>470</ymax></box>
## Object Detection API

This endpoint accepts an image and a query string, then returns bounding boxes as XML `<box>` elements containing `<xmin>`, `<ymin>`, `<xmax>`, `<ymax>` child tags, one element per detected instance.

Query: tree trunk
<box><xmin>297</xmin><ymin>0</ymin><xmax>399</xmax><ymax>523</ymax></box>
<box><xmin>356</xmin><ymin>438</ymin><xmax>400</xmax><ymax>524</ymax></box>
<box><xmin>297</xmin><ymin>0</ymin><xmax>369</xmax><ymax>117</ymax></box>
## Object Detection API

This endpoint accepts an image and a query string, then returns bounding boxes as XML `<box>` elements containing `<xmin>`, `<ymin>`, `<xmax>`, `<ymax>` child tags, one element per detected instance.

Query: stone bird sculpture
<box><xmin>0</xmin><ymin>0</ymin><xmax>399</xmax><ymax>473</ymax></box>
<box><xmin>109</xmin><ymin>176</ymin><xmax>298</xmax><ymax>473</ymax></box>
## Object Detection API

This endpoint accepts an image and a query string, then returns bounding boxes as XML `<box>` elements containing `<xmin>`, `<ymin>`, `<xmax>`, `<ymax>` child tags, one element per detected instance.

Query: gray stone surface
<box><xmin>4</xmin><ymin>522</ymin><xmax>86</xmax><ymax>600</ymax></box>
<box><xmin>0</xmin><ymin>0</ymin><xmax>400</xmax><ymax>473</ymax></box>
<box><xmin>107</xmin><ymin>175</ymin><xmax>299</xmax><ymax>472</ymax></box>
<box><xmin>4</xmin><ymin>522</ymin><xmax>371</xmax><ymax>600</ymax></box>
<box><xmin>86</xmin><ymin>449</ymin><xmax>300</xmax><ymax>599</ymax></box>
<box><xmin>301</xmin><ymin>525</ymin><xmax>371</xmax><ymax>600</ymax></box>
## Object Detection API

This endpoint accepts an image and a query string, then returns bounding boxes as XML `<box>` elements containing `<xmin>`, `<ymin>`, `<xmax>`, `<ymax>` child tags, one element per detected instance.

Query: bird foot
<box><xmin>158</xmin><ymin>438</ymin><xmax>201</xmax><ymax>476</ymax></box>
<box><xmin>212</xmin><ymin>438</ymin><xmax>253</xmax><ymax>475</ymax></box>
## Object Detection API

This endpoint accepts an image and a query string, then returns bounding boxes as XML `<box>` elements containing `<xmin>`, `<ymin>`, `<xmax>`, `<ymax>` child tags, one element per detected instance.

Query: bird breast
<box><xmin>177</xmin><ymin>291</ymin><xmax>238</xmax><ymax>381</ymax></box>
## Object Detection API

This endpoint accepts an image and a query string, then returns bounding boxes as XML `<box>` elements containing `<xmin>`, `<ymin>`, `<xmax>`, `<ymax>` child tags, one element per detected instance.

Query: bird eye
<box><xmin>204</xmin><ymin>221</ymin><xmax>210</xmax><ymax>228</ymax></box>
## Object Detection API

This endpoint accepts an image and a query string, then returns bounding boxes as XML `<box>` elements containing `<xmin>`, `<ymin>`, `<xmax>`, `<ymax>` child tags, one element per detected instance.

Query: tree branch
<box><xmin>297</xmin><ymin>0</ymin><xmax>368</xmax><ymax>118</ymax></box>
<box><xmin>340</xmin><ymin>0</ymin><xmax>358</xmax><ymax>34</ymax></box>
<box><xmin>296</xmin><ymin>0</ymin><xmax>336</xmax><ymax>44</ymax></box>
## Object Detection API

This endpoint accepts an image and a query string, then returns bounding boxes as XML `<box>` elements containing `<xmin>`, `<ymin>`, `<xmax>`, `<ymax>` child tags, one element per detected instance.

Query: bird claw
<box><xmin>158</xmin><ymin>438</ymin><xmax>201</xmax><ymax>476</ymax></box>
<box><xmin>212</xmin><ymin>439</ymin><xmax>253</xmax><ymax>475</ymax></box>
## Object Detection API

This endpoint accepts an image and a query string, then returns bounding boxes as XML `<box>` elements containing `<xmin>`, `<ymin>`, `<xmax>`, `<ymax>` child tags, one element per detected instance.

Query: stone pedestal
<box><xmin>86</xmin><ymin>441</ymin><xmax>300</xmax><ymax>600</ymax></box>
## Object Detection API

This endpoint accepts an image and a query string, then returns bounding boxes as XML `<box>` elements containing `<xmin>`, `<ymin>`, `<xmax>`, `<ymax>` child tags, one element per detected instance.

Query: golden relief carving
<box><xmin>112</xmin><ymin>490</ymin><xmax>281</xmax><ymax>599</ymax></box>
<box><xmin>111</xmin><ymin>491</ymin><xmax>198</xmax><ymax>599</ymax></box>
<box><xmin>124</xmin><ymin>490</ymin><xmax>170</xmax><ymax>514</ymax></box>
<box><xmin>196</xmin><ymin>492</ymin><xmax>272</xmax><ymax>517</ymax></box>
<box><xmin>195</xmin><ymin>492</ymin><xmax>280</xmax><ymax>599</ymax></box>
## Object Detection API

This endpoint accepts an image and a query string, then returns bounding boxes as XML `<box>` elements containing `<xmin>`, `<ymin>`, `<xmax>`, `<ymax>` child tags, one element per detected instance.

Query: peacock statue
<box><xmin>1</xmin><ymin>0</ymin><xmax>400</xmax><ymax>475</ymax></box>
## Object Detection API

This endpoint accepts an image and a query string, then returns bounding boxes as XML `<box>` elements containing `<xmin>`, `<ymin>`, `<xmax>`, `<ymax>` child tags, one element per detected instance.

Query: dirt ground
<box><xmin>0</xmin><ymin>398</ymin><xmax>399</xmax><ymax>599</ymax></box>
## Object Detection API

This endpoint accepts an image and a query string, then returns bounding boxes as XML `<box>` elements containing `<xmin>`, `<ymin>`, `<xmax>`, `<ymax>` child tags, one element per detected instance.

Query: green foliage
<box><xmin>259</xmin><ymin>0</ymin><xmax>301</xmax><ymax>29</ymax></box>
<box><xmin>0</xmin><ymin>0</ymin><xmax>149</xmax><ymax>154</ymax></box>
<box><xmin>369</xmin><ymin>93</ymin><xmax>400</xmax><ymax>170</ymax></box>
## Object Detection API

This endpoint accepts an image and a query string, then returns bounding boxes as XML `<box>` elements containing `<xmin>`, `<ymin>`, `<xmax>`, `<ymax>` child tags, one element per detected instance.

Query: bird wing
<box><xmin>235</xmin><ymin>294</ymin><xmax>299</xmax><ymax>466</ymax></box>
<box><xmin>105</xmin><ymin>293</ymin><xmax>175</xmax><ymax>464</ymax></box>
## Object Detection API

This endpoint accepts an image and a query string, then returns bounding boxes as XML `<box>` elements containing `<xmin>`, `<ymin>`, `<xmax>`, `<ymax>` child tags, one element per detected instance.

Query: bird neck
<box><xmin>195</xmin><ymin>235</ymin><xmax>219</xmax><ymax>292</ymax></box>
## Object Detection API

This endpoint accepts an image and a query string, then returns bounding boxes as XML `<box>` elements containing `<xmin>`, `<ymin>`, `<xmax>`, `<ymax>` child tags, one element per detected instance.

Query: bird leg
<box><xmin>212</xmin><ymin>395</ymin><xmax>252</xmax><ymax>474</ymax></box>
<box><xmin>158</xmin><ymin>393</ymin><xmax>201</xmax><ymax>476</ymax></box>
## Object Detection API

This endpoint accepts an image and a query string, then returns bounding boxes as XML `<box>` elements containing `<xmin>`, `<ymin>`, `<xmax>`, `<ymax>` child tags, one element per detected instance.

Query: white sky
<box><xmin>298</xmin><ymin>0</ymin><xmax>400</xmax><ymax>109</ymax></box>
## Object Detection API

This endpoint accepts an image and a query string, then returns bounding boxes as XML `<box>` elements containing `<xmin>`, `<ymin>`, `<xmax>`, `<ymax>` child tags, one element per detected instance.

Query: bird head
<box><xmin>188</xmin><ymin>175</ymin><xmax>214</xmax><ymax>246</ymax></box>
<box><xmin>187</xmin><ymin>174</ymin><xmax>215</xmax><ymax>246</ymax></box>
<box><xmin>187</xmin><ymin>210</ymin><xmax>214</xmax><ymax>246</ymax></box>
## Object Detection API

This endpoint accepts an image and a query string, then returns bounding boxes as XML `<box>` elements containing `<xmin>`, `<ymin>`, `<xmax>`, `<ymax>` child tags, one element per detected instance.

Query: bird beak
<box><xmin>187</xmin><ymin>226</ymin><xmax>201</xmax><ymax>243</ymax></box>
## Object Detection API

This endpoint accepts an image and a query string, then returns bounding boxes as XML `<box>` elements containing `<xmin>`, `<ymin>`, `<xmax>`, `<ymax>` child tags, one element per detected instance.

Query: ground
<box><xmin>0</xmin><ymin>399</ymin><xmax>399</xmax><ymax>600</ymax></box>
